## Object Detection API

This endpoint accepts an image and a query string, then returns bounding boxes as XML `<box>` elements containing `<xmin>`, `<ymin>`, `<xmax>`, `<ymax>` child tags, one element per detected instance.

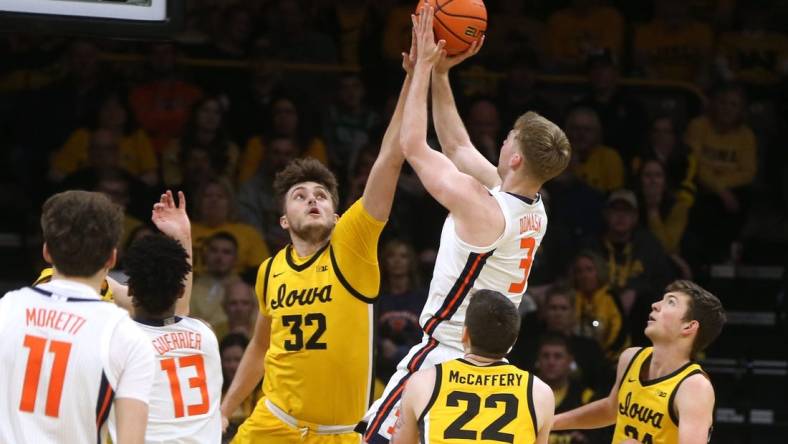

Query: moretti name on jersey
<box><xmin>269</xmin><ymin>283</ymin><xmax>333</xmax><ymax>310</ymax></box>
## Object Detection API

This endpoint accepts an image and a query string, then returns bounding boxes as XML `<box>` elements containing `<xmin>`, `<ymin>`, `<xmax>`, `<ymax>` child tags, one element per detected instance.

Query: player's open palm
<box><xmin>412</xmin><ymin>2</ymin><xmax>445</xmax><ymax>67</ymax></box>
<box><xmin>434</xmin><ymin>35</ymin><xmax>484</xmax><ymax>74</ymax></box>
<box><xmin>152</xmin><ymin>190</ymin><xmax>191</xmax><ymax>241</ymax></box>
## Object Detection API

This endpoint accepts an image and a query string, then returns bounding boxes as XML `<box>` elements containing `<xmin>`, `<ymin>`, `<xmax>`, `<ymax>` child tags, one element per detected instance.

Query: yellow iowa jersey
<box><xmin>422</xmin><ymin>359</ymin><xmax>538</xmax><ymax>444</ymax></box>
<box><xmin>34</xmin><ymin>268</ymin><xmax>114</xmax><ymax>302</ymax></box>
<box><xmin>613</xmin><ymin>347</ymin><xmax>707</xmax><ymax>444</ymax></box>
<box><xmin>255</xmin><ymin>199</ymin><xmax>385</xmax><ymax>426</ymax></box>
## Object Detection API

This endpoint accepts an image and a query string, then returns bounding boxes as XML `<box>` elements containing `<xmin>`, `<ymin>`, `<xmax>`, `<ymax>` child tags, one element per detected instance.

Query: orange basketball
<box><xmin>415</xmin><ymin>0</ymin><xmax>487</xmax><ymax>56</ymax></box>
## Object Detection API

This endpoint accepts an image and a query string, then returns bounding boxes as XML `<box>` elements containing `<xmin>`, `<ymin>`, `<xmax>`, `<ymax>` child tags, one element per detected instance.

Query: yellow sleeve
<box><xmin>51</xmin><ymin>129</ymin><xmax>90</xmax><ymax>175</ymax></box>
<box><xmin>254</xmin><ymin>257</ymin><xmax>274</xmax><ymax>316</ymax></box>
<box><xmin>686</xmin><ymin>118</ymin><xmax>724</xmax><ymax>193</ymax></box>
<box><xmin>606</xmin><ymin>148</ymin><xmax>625</xmax><ymax>191</ymax></box>
<box><xmin>238</xmin><ymin>225</ymin><xmax>271</xmax><ymax>271</ymax></box>
<box><xmin>725</xmin><ymin>129</ymin><xmax>757</xmax><ymax>188</ymax></box>
<box><xmin>305</xmin><ymin>137</ymin><xmax>329</xmax><ymax>165</ymax></box>
<box><xmin>238</xmin><ymin>137</ymin><xmax>264</xmax><ymax>184</ymax></box>
<box><xmin>133</xmin><ymin>130</ymin><xmax>158</xmax><ymax>172</ymax></box>
<box><xmin>330</xmin><ymin>199</ymin><xmax>387</xmax><ymax>299</ymax></box>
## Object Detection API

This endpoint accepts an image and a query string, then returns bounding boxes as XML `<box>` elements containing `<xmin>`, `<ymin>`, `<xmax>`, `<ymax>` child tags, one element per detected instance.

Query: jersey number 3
<box><xmin>161</xmin><ymin>355</ymin><xmax>210</xmax><ymax>418</ymax></box>
<box><xmin>508</xmin><ymin>237</ymin><xmax>536</xmax><ymax>293</ymax></box>
<box><xmin>19</xmin><ymin>334</ymin><xmax>72</xmax><ymax>418</ymax></box>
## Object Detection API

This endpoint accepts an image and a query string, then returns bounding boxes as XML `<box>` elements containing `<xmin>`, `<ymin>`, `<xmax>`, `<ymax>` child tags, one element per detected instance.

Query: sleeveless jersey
<box><xmin>255</xmin><ymin>199</ymin><xmax>384</xmax><ymax>426</ymax></box>
<box><xmin>420</xmin><ymin>359</ymin><xmax>538</xmax><ymax>444</ymax></box>
<box><xmin>421</xmin><ymin>189</ymin><xmax>548</xmax><ymax>350</ymax></box>
<box><xmin>110</xmin><ymin>317</ymin><xmax>222</xmax><ymax>443</ymax></box>
<box><xmin>613</xmin><ymin>347</ymin><xmax>707</xmax><ymax>444</ymax></box>
<box><xmin>0</xmin><ymin>285</ymin><xmax>143</xmax><ymax>443</ymax></box>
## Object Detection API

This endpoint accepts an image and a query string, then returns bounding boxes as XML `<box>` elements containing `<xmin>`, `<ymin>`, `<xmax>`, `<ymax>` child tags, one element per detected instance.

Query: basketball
<box><xmin>415</xmin><ymin>0</ymin><xmax>487</xmax><ymax>56</ymax></box>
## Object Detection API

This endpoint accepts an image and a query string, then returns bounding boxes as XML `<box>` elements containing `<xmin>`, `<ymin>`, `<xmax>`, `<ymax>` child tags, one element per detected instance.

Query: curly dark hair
<box><xmin>273</xmin><ymin>157</ymin><xmax>340</xmax><ymax>213</ymax></box>
<box><xmin>125</xmin><ymin>234</ymin><xmax>192</xmax><ymax>317</ymax></box>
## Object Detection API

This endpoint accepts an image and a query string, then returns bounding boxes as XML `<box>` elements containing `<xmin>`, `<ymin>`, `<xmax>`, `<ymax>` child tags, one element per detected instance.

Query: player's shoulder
<box><xmin>409</xmin><ymin>365</ymin><xmax>437</xmax><ymax>392</ymax></box>
<box><xmin>678</xmin><ymin>370</ymin><xmax>713</xmax><ymax>394</ymax></box>
<box><xmin>530</xmin><ymin>374</ymin><xmax>554</xmax><ymax>407</ymax></box>
<box><xmin>180</xmin><ymin>316</ymin><xmax>220</xmax><ymax>342</ymax></box>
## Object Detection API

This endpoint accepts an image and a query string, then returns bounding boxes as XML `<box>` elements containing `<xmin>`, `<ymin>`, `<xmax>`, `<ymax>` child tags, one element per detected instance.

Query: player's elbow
<box><xmin>400</xmin><ymin>134</ymin><xmax>421</xmax><ymax>158</ymax></box>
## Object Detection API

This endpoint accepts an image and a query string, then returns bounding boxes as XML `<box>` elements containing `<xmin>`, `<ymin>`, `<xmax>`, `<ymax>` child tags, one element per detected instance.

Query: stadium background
<box><xmin>0</xmin><ymin>0</ymin><xmax>785</xmax><ymax>442</ymax></box>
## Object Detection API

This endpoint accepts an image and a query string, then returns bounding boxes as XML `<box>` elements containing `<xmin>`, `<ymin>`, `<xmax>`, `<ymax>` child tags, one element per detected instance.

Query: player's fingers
<box><xmin>436</xmin><ymin>40</ymin><xmax>446</xmax><ymax>53</ymax></box>
<box><xmin>178</xmin><ymin>191</ymin><xmax>186</xmax><ymax>210</ymax></box>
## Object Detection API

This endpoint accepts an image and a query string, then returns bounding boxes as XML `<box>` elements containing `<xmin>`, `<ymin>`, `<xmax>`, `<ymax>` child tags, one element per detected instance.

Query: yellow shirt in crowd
<box><xmin>685</xmin><ymin>115</ymin><xmax>757</xmax><ymax>192</ymax></box>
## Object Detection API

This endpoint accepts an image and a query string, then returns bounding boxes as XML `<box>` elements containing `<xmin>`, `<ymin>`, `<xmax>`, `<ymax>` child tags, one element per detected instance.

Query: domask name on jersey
<box><xmin>152</xmin><ymin>331</ymin><xmax>203</xmax><ymax>355</ymax></box>
<box><xmin>448</xmin><ymin>369</ymin><xmax>524</xmax><ymax>387</ymax></box>
<box><xmin>25</xmin><ymin>307</ymin><xmax>87</xmax><ymax>335</ymax></box>
<box><xmin>269</xmin><ymin>283</ymin><xmax>333</xmax><ymax>310</ymax></box>
<box><xmin>618</xmin><ymin>391</ymin><xmax>665</xmax><ymax>429</ymax></box>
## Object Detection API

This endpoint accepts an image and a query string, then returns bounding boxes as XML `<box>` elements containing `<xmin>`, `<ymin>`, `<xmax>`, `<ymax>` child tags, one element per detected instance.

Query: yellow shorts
<box><xmin>232</xmin><ymin>398</ymin><xmax>361</xmax><ymax>444</ymax></box>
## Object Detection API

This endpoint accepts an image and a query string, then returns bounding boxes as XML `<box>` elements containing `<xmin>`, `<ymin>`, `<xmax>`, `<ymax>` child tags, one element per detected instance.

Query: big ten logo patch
<box><xmin>464</xmin><ymin>26</ymin><xmax>481</xmax><ymax>37</ymax></box>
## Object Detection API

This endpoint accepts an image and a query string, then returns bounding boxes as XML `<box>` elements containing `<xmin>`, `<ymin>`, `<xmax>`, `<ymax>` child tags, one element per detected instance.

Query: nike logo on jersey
<box><xmin>273</xmin><ymin>272</ymin><xmax>285</xmax><ymax>278</ymax></box>
<box><xmin>628</xmin><ymin>378</ymin><xmax>637</xmax><ymax>383</ymax></box>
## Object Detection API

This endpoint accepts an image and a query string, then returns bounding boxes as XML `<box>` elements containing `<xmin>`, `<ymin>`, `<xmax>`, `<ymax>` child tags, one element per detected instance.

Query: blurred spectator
<box><xmin>631</xmin><ymin>115</ymin><xmax>697</xmax><ymax>191</ymax></box>
<box><xmin>633</xmin><ymin>0</ymin><xmax>714</xmax><ymax>84</ymax></box>
<box><xmin>94</xmin><ymin>168</ymin><xmax>146</xmax><ymax>249</ymax></box>
<box><xmin>265</xmin><ymin>0</ymin><xmax>338</xmax><ymax>64</ymax></box>
<box><xmin>49</xmin><ymin>90</ymin><xmax>158</xmax><ymax>186</ymax></box>
<box><xmin>546</xmin><ymin>0</ymin><xmax>624</xmax><ymax>73</ymax></box>
<box><xmin>464</xmin><ymin>98</ymin><xmax>503</xmax><ymax>163</ymax></box>
<box><xmin>162</xmin><ymin>95</ymin><xmax>240</xmax><ymax>188</ymax></box>
<box><xmin>238</xmin><ymin>136</ymin><xmax>301</xmax><ymax>253</ymax></box>
<box><xmin>237</xmin><ymin>93</ymin><xmax>328</xmax><ymax>184</ymax></box>
<box><xmin>635</xmin><ymin>158</ymin><xmax>695</xmax><ymax>278</ymax></box>
<box><xmin>377</xmin><ymin>239</ymin><xmax>426</xmax><ymax>381</ymax></box>
<box><xmin>214</xmin><ymin>279</ymin><xmax>258</xmax><ymax>340</ymax></box>
<box><xmin>510</xmin><ymin>284</ymin><xmax>614</xmax><ymax>393</ymax></box>
<box><xmin>194</xmin><ymin>6</ymin><xmax>254</xmax><ymax>60</ymax></box>
<box><xmin>573</xmin><ymin>50</ymin><xmax>648</xmax><ymax>163</ymax></box>
<box><xmin>317</xmin><ymin>0</ymin><xmax>371</xmax><ymax>65</ymax></box>
<box><xmin>586</xmin><ymin>190</ymin><xmax>675</xmax><ymax>294</ymax></box>
<box><xmin>381</xmin><ymin>2</ymin><xmax>415</xmax><ymax>66</ymax></box>
<box><xmin>129</xmin><ymin>42</ymin><xmax>203</xmax><ymax>152</ymax></box>
<box><xmin>226</xmin><ymin>59</ymin><xmax>284</xmax><ymax>142</ymax></box>
<box><xmin>192</xmin><ymin>231</ymin><xmax>240</xmax><ymax>327</ymax></box>
<box><xmin>571</xmin><ymin>251</ymin><xmax>629</xmax><ymax>361</ymax></box>
<box><xmin>192</xmin><ymin>178</ymin><xmax>270</xmax><ymax>277</ymax></box>
<box><xmin>535</xmin><ymin>334</ymin><xmax>600</xmax><ymax>444</ymax></box>
<box><xmin>220</xmin><ymin>333</ymin><xmax>262</xmax><ymax>440</ymax></box>
<box><xmin>685</xmin><ymin>83</ymin><xmax>757</xmax><ymax>261</ymax></box>
<box><xmin>485</xmin><ymin>0</ymin><xmax>546</xmax><ymax>65</ymax></box>
<box><xmin>322</xmin><ymin>72</ymin><xmax>380</xmax><ymax>181</ymax></box>
<box><xmin>565</xmin><ymin>107</ymin><xmax>625</xmax><ymax>193</ymax></box>
<box><xmin>497</xmin><ymin>51</ymin><xmax>557</xmax><ymax>131</ymax></box>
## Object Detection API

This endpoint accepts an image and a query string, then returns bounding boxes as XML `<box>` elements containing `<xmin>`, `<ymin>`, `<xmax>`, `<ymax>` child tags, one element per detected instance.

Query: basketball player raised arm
<box><xmin>219</xmin><ymin>35</ymin><xmax>419</xmax><ymax>428</ymax></box>
<box><xmin>402</xmin><ymin>5</ymin><xmax>504</xmax><ymax>246</ymax></box>
<box><xmin>429</xmin><ymin>38</ymin><xmax>500</xmax><ymax>188</ymax></box>
<box><xmin>107</xmin><ymin>191</ymin><xmax>193</xmax><ymax>317</ymax></box>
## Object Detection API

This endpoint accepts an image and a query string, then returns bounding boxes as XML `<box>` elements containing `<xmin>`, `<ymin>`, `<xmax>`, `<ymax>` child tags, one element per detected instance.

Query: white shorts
<box><xmin>360</xmin><ymin>335</ymin><xmax>463</xmax><ymax>443</ymax></box>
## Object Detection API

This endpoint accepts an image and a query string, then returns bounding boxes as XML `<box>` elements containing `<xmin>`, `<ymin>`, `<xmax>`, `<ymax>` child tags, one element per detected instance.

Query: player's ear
<box><xmin>682</xmin><ymin>319</ymin><xmax>699</xmax><ymax>338</ymax></box>
<box><xmin>42</xmin><ymin>243</ymin><xmax>53</xmax><ymax>264</ymax></box>
<box><xmin>509</xmin><ymin>151</ymin><xmax>523</xmax><ymax>170</ymax></box>
<box><xmin>461</xmin><ymin>327</ymin><xmax>470</xmax><ymax>351</ymax></box>
<box><xmin>280</xmin><ymin>215</ymin><xmax>289</xmax><ymax>230</ymax></box>
<box><xmin>105</xmin><ymin>248</ymin><xmax>118</xmax><ymax>271</ymax></box>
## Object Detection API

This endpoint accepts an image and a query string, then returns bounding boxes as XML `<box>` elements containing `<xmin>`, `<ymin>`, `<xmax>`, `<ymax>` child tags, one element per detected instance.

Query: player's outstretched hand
<box><xmin>221</xmin><ymin>415</ymin><xmax>230</xmax><ymax>433</ymax></box>
<box><xmin>412</xmin><ymin>1</ymin><xmax>445</xmax><ymax>68</ymax></box>
<box><xmin>152</xmin><ymin>190</ymin><xmax>191</xmax><ymax>242</ymax></box>
<box><xmin>434</xmin><ymin>35</ymin><xmax>484</xmax><ymax>75</ymax></box>
<box><xmin>402</xmin><ymin>28</ymin><xmax>418</xmax><ymax>74</ymax></box>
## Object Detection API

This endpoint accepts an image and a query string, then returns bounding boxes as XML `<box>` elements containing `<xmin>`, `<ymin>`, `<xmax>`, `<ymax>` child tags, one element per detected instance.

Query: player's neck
<box><xmin>648</xmin><ymin>344</ymin><xmax>691</xmax><ymax>379</ymax></box>
<box><xmin>290</xmin><ymin>236</ymin><xmax>330</xmax><ymax>258</ymax></box>
<box><xmin>500</xmin><ymin>172</ymin><xmax>540</xmax><ymax>201</ymax></box>
<box><xmin>464</xmin><ymin>353</ymin><xmax>502</xmax><ymax>366</ymax></box>
<box><xmin>51</xmin><ymin>269</ymin><xmax>106</xmax><ymax>295</ymax></box>
<box><xmin>134</xmin><ymin>306</ymin><xmax>176</xmax><ymax>322</ymax></box>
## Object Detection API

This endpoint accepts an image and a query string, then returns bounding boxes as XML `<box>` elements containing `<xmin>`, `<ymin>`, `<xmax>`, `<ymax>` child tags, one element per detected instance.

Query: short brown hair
<box><xmin>466</xmin><ymin>290</ymin><xmax>521</xmax><ymax>359</ymax></box>
<box><xmin>41</xmin><ymin>190</ymin><xmax>124</xmax><ymax>277</ymax></box>
<box><xmin>513</xmin><ymin>111</ymin><xmax>571</xmax><ymax>183</ymax></box>
<box><xmin>667</xmin><ymin>280</ymin><xmax>726</xmax><ymax>357</ymax></box>
<box><xmin>273</xmin><ymin>158</ymin><xmax>340</xmax><ymax>213</ymax></box>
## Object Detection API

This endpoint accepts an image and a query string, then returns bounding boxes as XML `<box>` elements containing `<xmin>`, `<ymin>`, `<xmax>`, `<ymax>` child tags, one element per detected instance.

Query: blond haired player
<box><xmin>552</xmin><ymin>280</ymin><xmax>726</xmax><ymax>443</ymax></box>
<box><xmin>362</xmin><ymin>5</ymin><xmax>571</xmax><ymax>443</ymax></box>
<box><xmin>218</xmin><ymin>30</ymin><xmax>420</xmax><ymax>444</ymax></box>
<box><xmin>393</xmin><ymin>290</ymin><xmax>554</xmax><ymax>444</ymax></box>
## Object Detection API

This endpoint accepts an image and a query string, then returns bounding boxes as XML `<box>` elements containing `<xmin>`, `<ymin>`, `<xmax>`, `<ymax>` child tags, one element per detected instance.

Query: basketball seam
<box><xmin>434</xmin><ymin>11</ymin><xmax>487</xmax><ymax>22</ymax></box>
<box><xmin>434</xmin><ymin>14</ymin><xmax>473</xmax><ymax>46</ymax></box>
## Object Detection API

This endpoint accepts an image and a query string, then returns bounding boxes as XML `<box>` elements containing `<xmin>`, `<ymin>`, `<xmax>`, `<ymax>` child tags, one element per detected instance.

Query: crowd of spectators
<box><xmin>1</xmin><ymin>0</ymin><xmax>786</xmax><ymax>441</ymax></box>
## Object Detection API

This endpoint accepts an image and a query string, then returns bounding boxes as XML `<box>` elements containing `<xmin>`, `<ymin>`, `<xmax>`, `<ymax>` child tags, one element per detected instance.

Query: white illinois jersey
<box><xmin>0</xmin><ymin>281</ymin><xmax>155</xmax><ymax>444</ymax></box>
<box><xmin>420</xmin><ymin>188</ymin><xmax>547</xmax><ymax>351</ymax></box>
<box><xmin>110</xmin><ymin>316</ymin><xmax>222</xmax><ymax>443</ymax></box>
